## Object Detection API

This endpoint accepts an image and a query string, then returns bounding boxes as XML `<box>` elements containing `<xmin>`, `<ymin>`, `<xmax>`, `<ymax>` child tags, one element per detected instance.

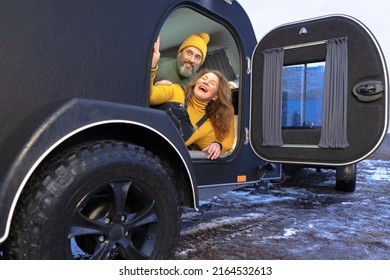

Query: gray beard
<box><xmin>177</xmin><ymin>55</ymin><xmax>199</xmax><ymax>78</ymax></box>
<box><xmin>178</xmin><ymin>64</ymin><xmax>193</xmax><ymax>77</ymax></box>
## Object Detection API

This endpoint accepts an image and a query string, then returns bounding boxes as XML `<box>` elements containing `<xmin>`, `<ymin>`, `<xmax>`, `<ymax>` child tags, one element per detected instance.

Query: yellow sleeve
<box><xmin>150</xmin><ymin>67</ymin><xmax>184</xmax><ymax>106</ymax></box>
<box><xmin>219</xmin><ymin>117</ymin><xmax>235</xmax><ymax>153</ymax></box>
<box><xmin>184</xmin><ymin>118</ymin><xmax>212</xmax><ymax>150</ymax></box>
<box><xmin>184</xmin><ymin>119</ymin><xmax>234</xmax><ymax>154</ymax></box>
<box><xmin>185</xmin><ymin>112</ymin><xmax>235</xmax><ymax>154</ymax></box>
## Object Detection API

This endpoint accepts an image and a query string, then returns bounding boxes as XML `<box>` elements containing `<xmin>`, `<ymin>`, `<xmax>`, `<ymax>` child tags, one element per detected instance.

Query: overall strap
<box><xmin>185</xmin><ymin>97</ymin><xmax>208</xmax><ymax>130</ymax></box>
<box><xmin>194</xmin><ymin>115</ymin><xmax>208</xmax><ymax>130</ymax></box>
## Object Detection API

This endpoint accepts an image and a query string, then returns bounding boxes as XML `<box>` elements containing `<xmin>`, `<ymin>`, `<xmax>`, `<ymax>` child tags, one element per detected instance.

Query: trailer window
<box><xmin>156</xmin><ymin>7</ymin><xmax>240</xmax><ymax>158</ymax></box>
<box><xmin>282</xmin><ymin>62</ymin><xmax>325</xmax><ymax>129</ymax></box>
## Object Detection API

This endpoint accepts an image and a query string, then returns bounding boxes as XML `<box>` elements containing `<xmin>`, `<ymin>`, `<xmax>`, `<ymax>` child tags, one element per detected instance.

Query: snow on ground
<box><xmin>175</xmin><ymin>156</ymin><xmax>390</xmax><ymax>260</ymax></box>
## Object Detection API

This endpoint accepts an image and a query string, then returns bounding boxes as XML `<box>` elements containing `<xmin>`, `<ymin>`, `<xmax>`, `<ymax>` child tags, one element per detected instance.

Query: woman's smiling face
<box><xmin>193</xmin><ymin>72</ymin><xmax>220</xmax><ymax>103</ymax></box>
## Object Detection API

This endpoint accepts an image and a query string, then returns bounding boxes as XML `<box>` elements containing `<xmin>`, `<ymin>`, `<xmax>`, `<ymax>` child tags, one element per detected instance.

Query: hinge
<box><xmin>244</xmin><ymin>127</ymin><xmax>249</xmax><ymax>145</ymax></box>
<box><xmin>246</xmin><ymin>57</ymin><xmax>251</xmax><ymax>74</ymax></box>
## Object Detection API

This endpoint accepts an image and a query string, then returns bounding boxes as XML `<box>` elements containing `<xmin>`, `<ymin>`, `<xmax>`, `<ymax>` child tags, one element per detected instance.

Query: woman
<box><xmin>150</xmin><ymin>37</ymin><xmax>234</xmax><ymax>160</ymax></box>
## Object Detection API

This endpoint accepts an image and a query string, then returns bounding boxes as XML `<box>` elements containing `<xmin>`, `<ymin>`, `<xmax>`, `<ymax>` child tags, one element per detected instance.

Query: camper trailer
<box><xmin>0</xmin><ymin>0</ymin><xmax>387</xmax><ymax>259</ymax></box>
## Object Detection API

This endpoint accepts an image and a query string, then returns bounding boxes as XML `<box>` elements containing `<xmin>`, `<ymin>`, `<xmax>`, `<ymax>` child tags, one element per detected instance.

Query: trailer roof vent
<box><xmin>299</xmin><ymin>27</ymin><xmax>308</xmax><ymax>34</ymax></box>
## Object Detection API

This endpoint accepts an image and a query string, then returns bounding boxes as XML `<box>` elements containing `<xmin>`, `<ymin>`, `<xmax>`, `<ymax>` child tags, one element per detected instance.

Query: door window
<box><xmin>282</xmin><ymin>62</ymin><xmax>325</xmax><ymax>129</ymax></box>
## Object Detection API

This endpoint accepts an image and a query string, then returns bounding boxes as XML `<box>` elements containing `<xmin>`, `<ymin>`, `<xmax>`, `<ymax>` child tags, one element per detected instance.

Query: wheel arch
<box><xmin>0</xmin><ymin>98</ymin><xmax>198</xmax><ymax>244</ymax></box>
<box><xmin>54</xmin><ymin>122</ymin><xmax>198</xmax><ymax>208</ymax></box>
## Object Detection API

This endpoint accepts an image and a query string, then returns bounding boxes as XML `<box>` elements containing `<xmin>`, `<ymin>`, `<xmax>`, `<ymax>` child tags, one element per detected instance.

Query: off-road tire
<box><xmin>7</xmin><ymin>140</ymin><xmax>182</xmax><ymax>259</ymax></box>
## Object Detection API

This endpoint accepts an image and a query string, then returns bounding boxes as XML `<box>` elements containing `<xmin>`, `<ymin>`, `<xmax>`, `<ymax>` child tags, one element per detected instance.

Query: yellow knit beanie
<box><xmin>178</xmin><ymin>32</ymin><xmax>210</xmax><ymax>64</ymax></box>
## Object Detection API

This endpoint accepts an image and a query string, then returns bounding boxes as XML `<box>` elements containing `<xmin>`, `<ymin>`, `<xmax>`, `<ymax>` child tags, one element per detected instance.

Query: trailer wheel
<box><xmin>335</xmin><ymin>164</ymin><xmax>356</xmax><ymax>192</ymax></box>
<box><xmin>8</xmin><ymin>141</ymin><xmax>182</xmax><ymax>259</ymax></box>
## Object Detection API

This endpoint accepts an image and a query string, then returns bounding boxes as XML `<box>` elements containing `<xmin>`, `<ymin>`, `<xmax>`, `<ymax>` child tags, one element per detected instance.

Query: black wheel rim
<box><xmin>66</xmin><ymin>179</ymin><xmax>160</xmax><ymax>259</ymax></box>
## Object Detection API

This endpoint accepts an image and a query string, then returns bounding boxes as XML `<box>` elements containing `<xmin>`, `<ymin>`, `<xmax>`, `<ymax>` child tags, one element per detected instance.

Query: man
<box><xmin>155</xmin><ymin>32</ymin><xmax>210</xmax><ymax>86</ymax></box>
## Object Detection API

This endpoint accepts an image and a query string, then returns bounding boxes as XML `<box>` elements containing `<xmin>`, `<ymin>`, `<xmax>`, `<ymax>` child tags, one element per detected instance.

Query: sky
<box><xmin>238</xmin><ymin>0</ymin><xmax>390</xmax><ymax>133</ymax></box>
<box><xmin>238</xmin><ymin>0</ymin><xmax>390</xmax><ymax>62</ymax></box>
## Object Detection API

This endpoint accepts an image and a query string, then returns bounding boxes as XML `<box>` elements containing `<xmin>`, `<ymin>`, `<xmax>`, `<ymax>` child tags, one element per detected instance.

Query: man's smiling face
<box><xmin>177</xmin><ymin>46</ymin><xmax>203</xmax><ymax>77</ymax></box>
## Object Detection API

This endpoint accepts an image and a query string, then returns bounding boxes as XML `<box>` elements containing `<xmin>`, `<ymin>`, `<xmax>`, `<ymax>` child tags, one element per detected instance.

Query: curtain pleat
<box><xmin>319</xmin><ymin>37</ymin><xmax>349</xmax><ymax>148</ymax></box>
<box><xmin>202</xmin><ymin>49</ymin><xmax>237</xmax><ymax>81</ymax></box>
<box><xmin>262</xmin><ymin>48</ymin><xmax>284</xmax><ymax>146</ymax></box>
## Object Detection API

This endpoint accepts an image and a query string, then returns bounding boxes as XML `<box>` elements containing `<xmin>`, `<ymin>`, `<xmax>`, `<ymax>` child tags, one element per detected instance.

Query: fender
<box><xmin>0</xmin><ymin>98</ymin><xmax>198</xmax><ymax>243</ymax></box>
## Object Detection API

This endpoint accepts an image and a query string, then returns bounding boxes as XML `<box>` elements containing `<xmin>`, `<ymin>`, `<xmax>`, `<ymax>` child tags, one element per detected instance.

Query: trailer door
<box><xmin>250</xmin><ymin>15</ymin><xmax>388</xmax><ymax>166</ymax></box>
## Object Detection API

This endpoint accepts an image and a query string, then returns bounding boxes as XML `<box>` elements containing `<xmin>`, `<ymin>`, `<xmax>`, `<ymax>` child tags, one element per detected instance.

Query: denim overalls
<box><xmin>155</xmin><ymin>101</ymin><xmax>207</xmax><ymax>143</ymax></box>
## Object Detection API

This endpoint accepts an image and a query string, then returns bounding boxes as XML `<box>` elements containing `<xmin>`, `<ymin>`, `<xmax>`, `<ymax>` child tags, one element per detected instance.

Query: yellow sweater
<box><xmin>150</xmin><ymin>67</ymin><xmax>234</xmax><ymax>153</ymax></box>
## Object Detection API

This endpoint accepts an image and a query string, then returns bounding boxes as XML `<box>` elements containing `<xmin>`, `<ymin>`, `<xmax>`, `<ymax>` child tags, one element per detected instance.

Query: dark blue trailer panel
<box><xmin>0</xmin><ymin>1</ymin><xmax>387</xmax><ymax>259</ymax></box>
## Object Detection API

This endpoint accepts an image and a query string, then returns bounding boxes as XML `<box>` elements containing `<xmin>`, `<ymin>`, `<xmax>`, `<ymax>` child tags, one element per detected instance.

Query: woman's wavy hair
<box><xmin>186</xmin><ymin>68</ymin><xmax>233</xmax><ymax>140</ymax></box>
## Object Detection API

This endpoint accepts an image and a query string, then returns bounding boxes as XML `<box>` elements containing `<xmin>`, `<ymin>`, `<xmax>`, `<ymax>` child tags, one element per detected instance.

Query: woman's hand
<box><xmin>228</xmin><ymin>81</ymin><xmax>238</xmax><ymax>89</ymax></box>
<box><xmin>152</xmin><ymin>36</ymin><xmax>161</xmax><ymax>69</ymax></box>
<box><xmin>203</xmin><ymin>142</ymin><xmax>221</xmax><ymax>160</ymax></box>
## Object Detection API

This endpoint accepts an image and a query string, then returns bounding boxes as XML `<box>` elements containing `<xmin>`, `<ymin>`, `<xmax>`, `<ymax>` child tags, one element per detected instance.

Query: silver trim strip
<box><xmin>198</xmin><ymin>180</ymin><xmax>260</xmax><ymax>189</ymax></box>
<box><xmin>283</xmin><ymin>40</ymin><xmax>327</xmax><ymax>50</ymax></box>
<box><xmin>281</xmin><ymin>144</ymin><xmax>319</xmax><ymax>149</ymax></box>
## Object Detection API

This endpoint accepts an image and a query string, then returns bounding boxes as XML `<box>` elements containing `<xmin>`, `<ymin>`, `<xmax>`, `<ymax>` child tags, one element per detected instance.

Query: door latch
<box><xmin>352</xmin><ymin>80</ymin><xmax>383</xmax><ymax>102</ymax></box>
